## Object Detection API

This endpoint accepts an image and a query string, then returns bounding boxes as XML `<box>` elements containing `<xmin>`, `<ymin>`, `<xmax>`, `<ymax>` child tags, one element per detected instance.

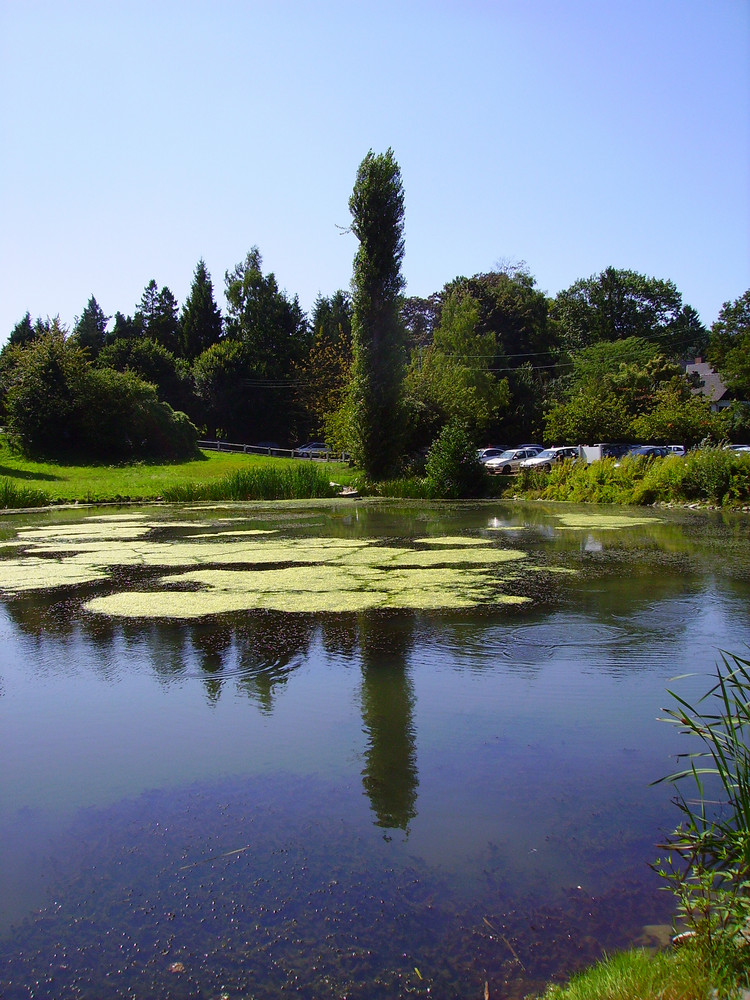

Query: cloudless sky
<box><xmin>1</xmin><ymin>0</ymin><xmax>748</xmax><ymax>344</ymax></box>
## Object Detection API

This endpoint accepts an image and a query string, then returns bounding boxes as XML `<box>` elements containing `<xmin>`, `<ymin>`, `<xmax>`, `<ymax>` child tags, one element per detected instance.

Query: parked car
<box><xmin>666</xmin><ymin>444</ymin><xmax>686</xmax><ymax>456</ymax></box>
<box><xmin>484</xmin><ymin>447</ymin><xmax>543</xmax><ymax>475</ymax></box>
<box><xmin>519</xmin><ymin>446</ymin><xmax>580</xmax><ymax>472</ymax></box>
<box><xmin>477</xmin><ymin>446</ymin><xmax>509</xmax><ymax>464</ymax></box>
<box><xmin>580</xmin><ymin>442</ymin><xmax>632</xmax><ymax>463</ymax></box>
<box><xmin>725</xmin><ymin>444</ymin><xmax>750</xmax><ymax>453</ymax></box>
<box><xmin>295</xmin><ymin>441</ymin><xmax>331</xmax><ymax>457</ymax></box>
<box><xmin>626</xmin><ymin>445</ymin><xmax>669</xmax><ymax>458</ymax></box>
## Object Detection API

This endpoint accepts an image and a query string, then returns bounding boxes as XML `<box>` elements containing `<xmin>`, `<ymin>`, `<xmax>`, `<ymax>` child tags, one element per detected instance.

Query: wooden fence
<box><xmin>198</xmin><ymin>440</ymin><xmax>349</xmax><ymax>462</ymax></box>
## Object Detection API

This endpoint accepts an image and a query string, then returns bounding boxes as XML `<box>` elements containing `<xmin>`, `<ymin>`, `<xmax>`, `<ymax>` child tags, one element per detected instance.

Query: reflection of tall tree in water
<box><xmin>233</xmin><ymin>611</ymin><xmax>316</xmax><ymax>712</ymax></box>
<box><xmin>358</xmin><ymin>612</ymin><xmax>419</xmax><ymax>834</ymax></box>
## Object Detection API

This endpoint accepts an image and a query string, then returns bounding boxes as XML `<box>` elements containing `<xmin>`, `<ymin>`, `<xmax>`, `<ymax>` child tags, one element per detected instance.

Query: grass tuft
<box><xmin>535</xmin><ymin>944</ymin><xmax>711</xmax><ymax>1000</ymax></box>
<box><xmin>0</xmin><ymin>477</ymin><xmax>50</xmax><ymax>509</ymax></box>
<box><xmin>161</xmin><ymin>462</ymin><xmax>338</xmax><ymax>502</ymax></box>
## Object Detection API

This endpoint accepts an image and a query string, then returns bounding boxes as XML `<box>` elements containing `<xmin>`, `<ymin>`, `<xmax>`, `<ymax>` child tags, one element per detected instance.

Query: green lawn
<box><xmin>0</xmin><ymin>437</ymin><xmax>356</xmax><ymax>504</ymax></box>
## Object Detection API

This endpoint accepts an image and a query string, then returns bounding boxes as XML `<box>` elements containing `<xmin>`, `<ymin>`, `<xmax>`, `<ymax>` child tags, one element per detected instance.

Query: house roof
<box><xmin>684</xmin><ymin>361</ymin><xmax>731</xmax><ymax>403</ymax></box>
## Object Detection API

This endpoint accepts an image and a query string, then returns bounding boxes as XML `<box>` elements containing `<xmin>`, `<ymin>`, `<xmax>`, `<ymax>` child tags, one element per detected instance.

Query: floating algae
<box><xmin>417</xmin><ymin>536</ymin><xmax>492</xmax><ymax>546</ymax></box>
<box><xmin>179</xmin><ymin>529</ymin><xmax>277</xmax><ymax>539</ymax></box>
<box><xmin>385</xmin><ymin>547</ymin><xmax>526</xmax><ymax>567</ymax></box>
<box><xmin>0</xmin><ymin>511</ymin><xmax>546</xmax><ymax>615</ymax></box>
<box><xmin>0</xmin><ymin>557</ymin><xmax>109</xmax><ymax>593</ymax></box>
<box><xmin>17</xmin><ymin>522</ymin><xmax>154</xmax><ymax>541</ymax></box>
<box><xmin>551</xmin><ymin>512</ymin><xmax>657</xmax><ymax>530</ymax></box>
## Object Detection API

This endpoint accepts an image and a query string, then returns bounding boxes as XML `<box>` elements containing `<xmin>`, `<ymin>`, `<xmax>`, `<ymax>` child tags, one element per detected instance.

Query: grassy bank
<box><xmin>532</xmin><ymin>944</ymin><xmax>712</xmax><ymax>1000</ymax></box>
<box><xmin>0</xmin><ymin>436</ymin><xmax>357</xmax><ymax>506</ymax></box>
<box><xmin>513</xmin><ymin>447</ymin><xmax>750</xmax><ymax>508</ymax></box>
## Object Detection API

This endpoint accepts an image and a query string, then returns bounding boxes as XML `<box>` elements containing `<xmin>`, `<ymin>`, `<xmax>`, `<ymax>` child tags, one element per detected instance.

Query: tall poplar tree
<box><xmin>347</xmin><ymin>148</ymin><xmax>406</xmax><ymax>478</ymax></box>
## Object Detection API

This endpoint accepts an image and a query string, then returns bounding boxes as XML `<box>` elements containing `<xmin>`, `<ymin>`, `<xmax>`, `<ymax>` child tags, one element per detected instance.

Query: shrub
<box><xmin>510</xmin><ymin>448</ymin><xmax>750</xmax><ymax>507</ymax></box>
<box><xmin>6</xmin><ymin>334</ymin><xmax>198</xmax><ymax>462</ymax></box>
<box><xmin>424</xmin><ymin>420</ymin><xmax>485</xmax><ymax>499</ymax></box>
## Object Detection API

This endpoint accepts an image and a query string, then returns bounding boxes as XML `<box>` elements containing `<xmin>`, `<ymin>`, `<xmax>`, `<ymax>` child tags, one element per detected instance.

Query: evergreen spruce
<box><xmin>180</xmin><ymin>259</ymin><xmax>223</xmax><ymax>360</ymax></box>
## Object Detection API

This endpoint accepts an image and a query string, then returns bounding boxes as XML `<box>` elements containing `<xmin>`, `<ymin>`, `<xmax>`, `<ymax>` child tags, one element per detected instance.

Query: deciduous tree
<box><xmin>708</xmin><ymin>290</ymin><xmax>750</xmax><ymax>398</ymax></box>
<box><xmin>296</xmin><ymin>291</ymin><xmax>353</xmax><ymax>441</ymax></box>
<box><xmin>404</xmin><ymin>291</ymin><xmax>510</xmax><ymax>449</ymax></box>
<box><xmin>553</xmin><ymin>267</ymin><xmax>689</xmax><ymax>354</ymax></box>
<box><xmin>347</xmin><ymin>148</ymin><xmax>407</xmax><ymax>478</ymax></box>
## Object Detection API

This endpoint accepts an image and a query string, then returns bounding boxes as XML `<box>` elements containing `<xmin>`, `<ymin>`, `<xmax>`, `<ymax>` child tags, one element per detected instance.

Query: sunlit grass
<box><xmin>1</xmin><ymin>477</ymin><xmax>50</xmax><ymax>509</ymax></box>
<box><xmin>534</xmin><ymin>945</ymin><xmax>711</xmax><ymax>1000</ymax></box>
<box><xmin>0</xmin><ymin>435</ymin><xmax>356</xmax><ymax>503</ymax></box>
<box><xmin>514</xmin><ymin>448</ymin><xmax>750</xmax><ymax>508</ymax></box>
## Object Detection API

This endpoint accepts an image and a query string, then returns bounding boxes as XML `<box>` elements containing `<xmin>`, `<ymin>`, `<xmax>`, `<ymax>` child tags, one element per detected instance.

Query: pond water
<box><xmin>1</xmin><ymin>499</ymin><xmax>749</xmax><ymax>999</ymax></box>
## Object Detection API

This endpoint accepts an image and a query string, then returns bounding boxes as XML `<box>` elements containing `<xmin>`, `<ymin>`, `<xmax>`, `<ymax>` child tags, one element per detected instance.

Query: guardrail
<box><xmin>198</xmin><ymin>440</ymin><xmax>350</xmax><ymax>462</ymax></box>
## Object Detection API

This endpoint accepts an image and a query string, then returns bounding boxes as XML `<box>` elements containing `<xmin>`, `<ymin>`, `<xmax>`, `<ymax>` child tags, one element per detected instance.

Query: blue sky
<box><xmin>1</xmin><ymin>0</ymin><xmax>748</xmax><ymax>344</ymax></box>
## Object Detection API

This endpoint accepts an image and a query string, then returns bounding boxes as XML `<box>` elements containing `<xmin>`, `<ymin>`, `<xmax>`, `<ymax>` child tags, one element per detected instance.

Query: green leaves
<box><xmin>653</xmin><ymin>651</ymin><xmax>750</xmax><ymax>984</ymax></box>
<box><xmin>348</xmin><ymin>150</ymin><xmax>407</xmax><ymax>479</ymax></box>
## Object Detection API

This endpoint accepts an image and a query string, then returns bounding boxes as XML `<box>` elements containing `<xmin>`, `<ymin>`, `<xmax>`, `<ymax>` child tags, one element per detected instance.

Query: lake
<box><xmin>1</xmin><ymin>499</ymin><xmax>749</xmax><ymax>998</ymax></box>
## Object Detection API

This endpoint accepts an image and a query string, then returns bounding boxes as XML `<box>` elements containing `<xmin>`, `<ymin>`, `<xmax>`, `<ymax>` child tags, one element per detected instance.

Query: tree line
<box><xmin>2</xmin><ymin>148</ymin><xmax>748</xmax><ymax>471</ymax></box>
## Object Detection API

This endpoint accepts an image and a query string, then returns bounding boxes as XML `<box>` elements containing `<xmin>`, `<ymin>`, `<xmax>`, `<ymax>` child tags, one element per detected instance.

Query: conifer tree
<box><xmin>180</xmin><ymin>259</ymin><xmax>223</xmax><ymax>360</ymax></box>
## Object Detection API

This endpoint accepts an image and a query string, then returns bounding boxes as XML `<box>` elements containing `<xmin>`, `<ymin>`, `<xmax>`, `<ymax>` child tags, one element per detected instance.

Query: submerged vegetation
<box><xmin>535</xmin><ymin>652</ymin><xmax>750</xmax><ymax>1000</ymax></box>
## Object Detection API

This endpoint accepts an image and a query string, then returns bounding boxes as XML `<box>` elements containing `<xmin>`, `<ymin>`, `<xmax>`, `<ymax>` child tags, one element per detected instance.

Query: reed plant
<box><xmin>161</xmin><ymin>462</ymin><xmax>338</xmax><ymax>502</ymax></box>
<box><xmin>653</xmin><ymin>651</ymin><xmax>750</xmax><ymax>994</ymax></box>
<box><xmin>0</xmin><ymin>477</ymin><xmax>50</xmax><ymax>509</ymax></box>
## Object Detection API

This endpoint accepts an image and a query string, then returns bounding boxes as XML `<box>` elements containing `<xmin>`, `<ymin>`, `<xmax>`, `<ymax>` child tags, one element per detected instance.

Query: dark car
<box><xmin>626</xmin><ymin>445</ymin><xmax>669</xmax><ymax>458</ymax></box>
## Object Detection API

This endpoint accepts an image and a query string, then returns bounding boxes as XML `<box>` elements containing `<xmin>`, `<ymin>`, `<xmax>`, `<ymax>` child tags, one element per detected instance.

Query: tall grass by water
<box><xmin>0</xmin><ymin>435</ymin><xmax>355</xmax><ymax>505</ymax></box>
<box><xmin>534</xmin><ymin>946</ymin><xmax>711</xmax><ymax>1000</ymax></box>
<box><xmin>0</xmin><ymin>478</ymin><xmax>50</xmax><ymax>509</ymax></box>
<box><xmin>161</xmin><ymin>462</ymin><xmax>339</xmax><ymax>502</ymax></box>
<box><xmin>515</xmin><ymin>447</ymin><xmax>750</xmax><ymax>507</ymax></box>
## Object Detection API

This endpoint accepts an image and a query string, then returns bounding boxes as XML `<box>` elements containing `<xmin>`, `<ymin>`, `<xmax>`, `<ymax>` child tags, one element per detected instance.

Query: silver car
<box><xmin>485</xmin><ymin>447</ymin><xmax>543</xmax><ymax>475</ymax></box>
<box><xmin>477</xmin><ymin>446</ymin><xmax>509</xmax><ymax>464</ymax></box>
<box><xmin>519</xmin><ymin>446</ymin><xmax>579</xmax><ymax>472</ymax></box>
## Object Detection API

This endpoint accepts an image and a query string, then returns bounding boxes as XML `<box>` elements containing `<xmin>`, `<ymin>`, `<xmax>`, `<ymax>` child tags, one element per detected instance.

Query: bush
<box><xmin>424</xmin><ymin>420</ymin><xmax>486</xmax><ymax>499</ymax></box>
<box><xmin>511</xmin><ymin>448</ymin><xmax>750</xmax><ymax>507</ymax></box>
<box><xmin>6</xmin><ymin>334</ymin><xmax>198</xmax><ymax>462</ymax></box>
